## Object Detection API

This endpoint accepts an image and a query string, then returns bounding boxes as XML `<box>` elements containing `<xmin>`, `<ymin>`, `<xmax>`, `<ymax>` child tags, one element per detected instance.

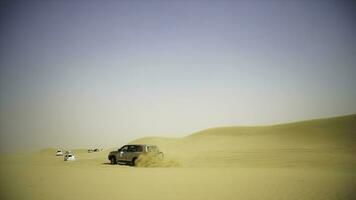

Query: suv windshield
<box><xmin>119</xmin><ymin>146</ymin><xmax>128</xmax><ymax>152</ymax></box>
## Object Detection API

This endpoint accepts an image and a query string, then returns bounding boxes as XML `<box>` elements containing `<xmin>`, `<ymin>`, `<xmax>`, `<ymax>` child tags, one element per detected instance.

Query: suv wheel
<box><xmin>110</xmin><ymin>157</ymin><xmax>117</xmax><ymax>165</ymax></box>
<box><xmin>131</xmin><ymin>157</ymin><xmax>137</xmax><ymax>166</ymax></box>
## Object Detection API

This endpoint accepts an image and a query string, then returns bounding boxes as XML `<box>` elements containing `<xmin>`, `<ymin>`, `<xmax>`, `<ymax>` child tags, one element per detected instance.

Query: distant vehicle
<box><xmin>108</xmin><ymin>144</ymin><xmax>163</xmax><ymax>166</ymax></box>
<box><xmin>88</xmin><ymin>148</ymin><xmax>102</xmax><ymax>153</ymax></box>
<box><xmin>56</xmin><ymin>150</ymin><xmax>63</xmax><ymax>156</ymax></box>
<box><xmin>64</xmin><ymin>153</ymin><xmax>76</xmax><ymax>161</ymax></box>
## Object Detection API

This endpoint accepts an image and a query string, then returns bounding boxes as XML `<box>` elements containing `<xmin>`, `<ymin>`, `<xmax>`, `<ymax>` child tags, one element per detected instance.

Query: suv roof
<box><xmin>127</xmin><ymin>144</ymin><xmax>156</xmax><ymax>147</ymax></box>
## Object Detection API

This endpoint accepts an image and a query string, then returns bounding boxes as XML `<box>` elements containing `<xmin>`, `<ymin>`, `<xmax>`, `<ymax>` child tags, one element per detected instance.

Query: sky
<box><xmin>0</xmin><ymin>0</ymin><xmax>355</xmax><ymax>152</ymax></box>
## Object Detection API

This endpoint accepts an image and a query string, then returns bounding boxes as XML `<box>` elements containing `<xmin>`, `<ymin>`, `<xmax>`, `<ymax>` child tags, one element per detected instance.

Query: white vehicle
<box><xmin>56</xmin><ymin>150</ymin><xmax>63</xmax><ymax>156</ymax></box>
<box><xmin>64</xmin><ymin>153</ymin><xmax>76</xmax><ymax>161</ymax></box>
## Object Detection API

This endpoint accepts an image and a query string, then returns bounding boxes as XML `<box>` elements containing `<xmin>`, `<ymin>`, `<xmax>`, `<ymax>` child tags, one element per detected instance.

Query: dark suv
<box><xmin>108</xmin><ymin>144</ymin><xmax>163</xmax><ymax>166</ymax></box>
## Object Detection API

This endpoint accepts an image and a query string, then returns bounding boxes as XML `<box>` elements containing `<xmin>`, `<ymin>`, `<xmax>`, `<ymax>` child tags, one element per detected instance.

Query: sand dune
<box><xmin>131</xmin><ymin>114</ymin><xmax>356</xmax><ymax>168</ymax></box>
<box><xmin>1</xmin><ymin>115</ymin><xmax>355</xmax><ymax>199</ymax></box>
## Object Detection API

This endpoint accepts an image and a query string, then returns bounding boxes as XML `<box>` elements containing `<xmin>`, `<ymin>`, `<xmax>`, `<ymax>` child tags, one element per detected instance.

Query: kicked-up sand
<box><xmin>1</xmin><ymin>115</ymin><xmax>355</xmax><ymax>199</ymax></box>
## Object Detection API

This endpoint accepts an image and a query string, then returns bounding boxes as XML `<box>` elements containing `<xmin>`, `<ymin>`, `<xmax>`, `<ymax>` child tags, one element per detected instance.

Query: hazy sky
<box><xmin>1</xmin><ymin>0</ymin><xmax>355</xmax><ymax>152</ymax></box>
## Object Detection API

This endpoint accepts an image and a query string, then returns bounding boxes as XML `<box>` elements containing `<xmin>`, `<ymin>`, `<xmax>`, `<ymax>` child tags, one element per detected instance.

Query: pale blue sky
<box><xmin>0</xmin><ymin>0</ymin><xmax>355</xmax><ymax>151</ymax></box>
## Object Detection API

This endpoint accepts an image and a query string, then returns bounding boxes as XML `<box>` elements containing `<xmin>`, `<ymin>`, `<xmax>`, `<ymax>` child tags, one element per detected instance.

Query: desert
<box><xmin>1</xmin><ymin>1</ymin><xmax>356</xmax><ymax>199</ymax></box>
<box><xmin>1</xmin><ymin>115</ymin><xmax>355</xmax><ymax>200</ymax></box>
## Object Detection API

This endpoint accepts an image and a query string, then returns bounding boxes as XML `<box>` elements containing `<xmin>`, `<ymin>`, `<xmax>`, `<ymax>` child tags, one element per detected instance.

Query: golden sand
<box><xmin>1</xmin><ymin>115</ymin><xmax>355</xmax><ymax>199</ymax></box>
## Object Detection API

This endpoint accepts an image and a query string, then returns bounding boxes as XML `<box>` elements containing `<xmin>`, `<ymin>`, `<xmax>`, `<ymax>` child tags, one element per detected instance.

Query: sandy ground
<box><xmin>1</xmin><ymin>115</ymin><xmax>355</xmax><ymax>199</ymax></box>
